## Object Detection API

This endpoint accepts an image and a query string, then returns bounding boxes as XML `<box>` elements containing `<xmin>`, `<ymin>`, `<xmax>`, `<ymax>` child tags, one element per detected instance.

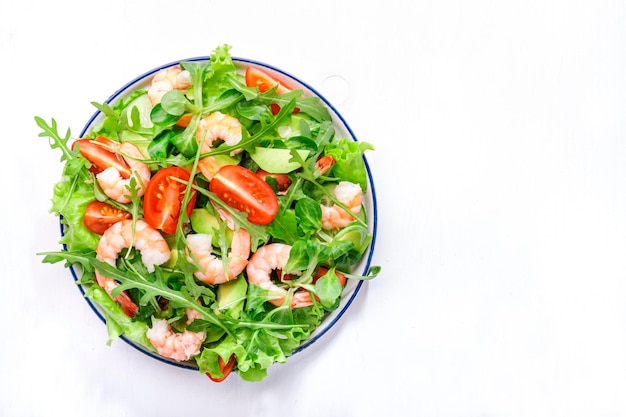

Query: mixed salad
<box><xmin>36</xmin><ymin>44</ymin><xmax>379</xmax><ymax>382</ymax></box>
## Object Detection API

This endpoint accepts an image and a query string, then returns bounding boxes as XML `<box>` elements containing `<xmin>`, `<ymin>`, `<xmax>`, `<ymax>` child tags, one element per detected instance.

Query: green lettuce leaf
<box><xmin>51</xmin><ymin>175</ymin><xmax>100</xmax><ymax>251</ymax></box>
<box><xmin>85</xmin><ymin>285</ymin><xmax>153</xmax><ymax>348</ymax></box>
<box><xmin>325</xmin><ymin>139</ymin><xmax>374</xmax><ymax>191</ymax></box>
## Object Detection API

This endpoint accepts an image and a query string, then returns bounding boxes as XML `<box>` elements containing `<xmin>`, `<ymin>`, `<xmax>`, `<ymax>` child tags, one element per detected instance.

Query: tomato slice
<box><xmin>143</xmin><ymin>166</ymin><xmax>197</xmax><ymax>234</ymax></box>
<box><xmin>209</xmin><ymin>165</ymin><xmax>279</xmax><ymax>225</ymax></box>
<box><xmin>206</xmin><ymin>354</ymin><xmax>236</xmax><ymax>382</ymax></box>
<box><xmin>245</xmin><ymin>66</ymin><xmax>300</xmax><ymax>115</ymax></box>
<box><xmin>72</xmin><ymin>136</ymin><xmax>132</xmax><ymax>178</ymax></box>
<box><xmin>83</xmin><ymin>201</ymin><xmax>132</xmax><ymax>235</ymax></box>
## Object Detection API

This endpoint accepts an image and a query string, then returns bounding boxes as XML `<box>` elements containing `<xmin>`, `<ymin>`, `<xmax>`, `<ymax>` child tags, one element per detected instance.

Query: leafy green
<box><xmin>86</xmin><ymin>285</ymin><xmax>154</xmax><ymax>347</ymax></box>
<box><xmin>315</xmin><ymin>268</ymin><xmax>344</xmax><ymax>309</ymax></box>
<box><xmin>35</xmin><ymin>117</ymin><xmax>88</xmax><ymax>178</ymax></box>
<box><xmin>93</xmin><ymin>258</ymin><xmax>231</xmax><ymax>332</ymax></box>
<box><xmin>267</xmin><ymin>208</ymin><xmax>301</xmax><ymax>244</ymax></box>
<box><xmin>294</xmin><ymin>197</ymin><xmax>322</xmax><ymax>235</ymax></box>
<box><xmin>52</xmin><ymin>176</ymin><xmax>100</xmax><ymax>251</ymax></box>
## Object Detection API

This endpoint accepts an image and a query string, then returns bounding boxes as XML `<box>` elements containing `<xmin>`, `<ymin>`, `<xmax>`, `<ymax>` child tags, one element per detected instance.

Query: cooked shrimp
<box><xmin>148</xmin><ymin>65</ymin><xmax>193</xmax><ymax>106</ymax></box>
<box><xmin>95</xmin><ymin>219</ymin><xmax>171</xmax><ymax>316</ymax></box>
<box><xmin>95</xmin><ymin>141</ymin><xmax>151</xmax><ymax>203</ymax></box>
<box><xmin>97</xmin><ymin>219</ymin><xmax>171</xmax><ymax>270</ymax></box>
<box><xmin>146</xmin><ymin>318</ymin><xmax>205</xmax><ymax>362</ymax></box>
<box><xmin>195</xmin><ymin>111</ymin><xmax>243</xmax><ymax>180</ymax></box>
<box><xmin>185</xmin><ymin>228</ymin><xmax>251</xmax><ymax>285</ymax></box>
<box><xmin>185</xmin><ymin>307</ymin><xmax>203</xmax><ymax>324</ymax></box>
<box><xmin>246</xmin><ymin>243</ymin><xmax>313</xmax><ymax>308</ymax></box>
<box><xmin>321</xmin><ymin>181</ymin><xmax>363</xmax><ymax>230</ymax></box>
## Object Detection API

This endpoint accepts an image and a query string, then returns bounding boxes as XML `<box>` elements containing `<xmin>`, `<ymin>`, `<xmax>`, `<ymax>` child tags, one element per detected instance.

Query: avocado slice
<box><xmin>122</xmin><ymin>93</ymin><xmax>154</xmax><ymax>130</ymax></box>
<box><xmin>249</xmin><ymin>147</ymin><xmax>310</xmax><ymax>174</ymax></box>
<box><xmin>217</xmin><ymin>276</ymin><xmax>247</xmax><ymax>319</ymax></box>
<box><xmin>190</xmin><ymin>208</ymin><xmax>232</xmax><ymax>246</ymax></box>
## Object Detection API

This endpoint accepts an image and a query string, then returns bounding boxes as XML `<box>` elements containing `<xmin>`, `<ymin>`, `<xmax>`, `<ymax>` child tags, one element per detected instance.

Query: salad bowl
<box><xmin>52</xmin><ymin>49</ymin><xmax>378</xmax><ymax>378</ymax></box>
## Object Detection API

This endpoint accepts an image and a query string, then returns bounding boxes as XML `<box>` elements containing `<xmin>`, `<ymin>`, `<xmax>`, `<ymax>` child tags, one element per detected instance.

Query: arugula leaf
<box><xmin>200</xmin><ymin>189</ymin><xmax>271</xmax><ymax>252</ymax></box>
<box><xmin>257</xmin><ymin>89</ymin><xmax>331</xmax><ymax>122</ymax></box>
<box><xmin>38</xmin><ymin>249</ymin><xmax>97</xmax><ymax>286</ymax></box>
<box><xmin>35</xmin><ymin>117</ymin><xmax>88</xmax><ymax>178</ymax></box>
<box><xmin>92</xmin><ymin>258</ymin><xmax>231</xmax><ymax>334</ymax></box>
<box><xmin>90</xmin><ymin>101</ymin><xmax>126</xmax><ymax>138</ymax></box>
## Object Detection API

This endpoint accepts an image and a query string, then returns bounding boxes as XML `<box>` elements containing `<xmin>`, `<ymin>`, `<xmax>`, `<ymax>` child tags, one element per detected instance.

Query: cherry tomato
<box><xmin>245</xmin><ymin>66</ymin><xmax>300</xmax><ymax>115</ymax></box>
<box><xmin>143</xmin><ymin>166</ymin><xmax>197</xmax><ymax>234</ymax></box>
<box><xmin>83</xmin><ymin>201</ymin><xmax>132</xmax><ymax>235</ymax></box>
<box><xmin>206</xmin><ymin>354</ymin><xmax>236</xmax><ymax>382</ymax></box>
<box><xmin>209</xmin><ymin>165</ymin><xmax>279</xmax><ymax>225</ymax></box>
<box><xmin>72</xmin><ymin>136</ymin><xmax>131</xmax><ymax>178</ymax></box>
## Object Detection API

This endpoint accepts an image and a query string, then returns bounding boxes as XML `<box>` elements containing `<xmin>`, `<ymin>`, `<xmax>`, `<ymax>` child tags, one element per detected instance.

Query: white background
<box><xmin>2</xmin><ymin>0</ymin><xmax>626</xmax><ymax>416</ymax></box>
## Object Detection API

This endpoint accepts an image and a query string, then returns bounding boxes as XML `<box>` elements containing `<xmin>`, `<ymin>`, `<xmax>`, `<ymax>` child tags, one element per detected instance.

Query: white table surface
<box><xmin>2</xmin><ymin>1</ymin><xmax>626</xmax><ymax>416</ymax></box>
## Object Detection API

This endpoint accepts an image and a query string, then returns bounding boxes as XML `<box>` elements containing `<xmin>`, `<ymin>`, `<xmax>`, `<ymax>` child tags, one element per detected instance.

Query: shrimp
<box><xmin>195</xmin><ymin>111</ymin><xmax>243</xmax><ymax>180</ymax></box>
<box><xmin>148</xmin><ymin>65</ymin><xmax>192</xmax><ymax>106</ymax></box>
<box><xmin>95</xmin><ymin>141</ymin><xmax>151</xmax><ymax>203</ymax></box>
<box><xmin>95</xmin><ymin>219</ymin><xmax>171</xmax><ymax>316</ymax></box>
<box><xmin>185</xmin><ymin>228</ymin><xmax>251</xmax><ymax>285</ymax></box>
<box><xmin>146</xmin><ymin>318</ymin><xmax>205</xmax><ymax>362</ymax></box>
<box><xmin>321</xmin><ymin>181</ymin><xmax>363</xmax><ymax>230</ymax></box>
<box><xmin>246</xmin><ymin>243</ymin><xmax>313</xmax><ymax>308</ymax></box>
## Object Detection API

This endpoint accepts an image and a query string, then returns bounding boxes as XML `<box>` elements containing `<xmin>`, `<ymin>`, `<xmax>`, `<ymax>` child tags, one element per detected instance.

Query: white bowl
<box><xmin>64</xmin><ymin>56</ymin><xmax>379</xmax><ymax>371</ymax></box>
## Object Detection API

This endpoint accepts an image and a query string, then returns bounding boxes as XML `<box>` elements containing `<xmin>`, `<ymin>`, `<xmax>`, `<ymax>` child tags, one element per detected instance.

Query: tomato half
<box><xmin>72</xmin><ymin>136</ymin><xmax>131</xmax><ymax>178</ymax></box>
<box><xmin>143</xmin><ymin>166</ymin><xmax>197</xmax><ymax>234</ymax></box>
<box><xmin>245</xmin><ymin>66</ymin><xmax>292</xmax><ymax>94</ymax></box>
<box><xmin>245</xmin><ymin>66</ymin><xmax>300</xmax><ymax>115</ymax></box>
<box><xmin>206</xmin><ymin>354</ymin><xmax>236</xmax><ymax>382</ymax></box>
<box><xmin>209</xmin><ymin>165</ymin><xmax>279</xmax><ymax>225</ymax></box>
<box><xmin>83</xmin><ymin>201</ymin><xmax>132</xmax><ymax>235</ymax></box>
